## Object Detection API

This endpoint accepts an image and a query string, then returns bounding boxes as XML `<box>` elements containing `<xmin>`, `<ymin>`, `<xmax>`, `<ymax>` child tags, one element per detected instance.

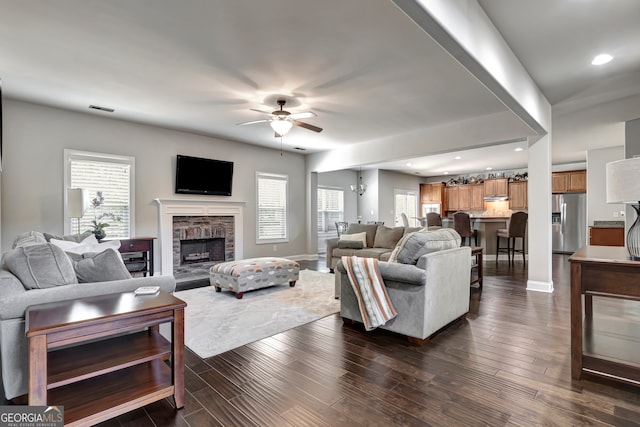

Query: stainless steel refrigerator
<box><xmin>552</xmin><ymin>193</ymin><xmax>586</xmax><ymax>254</ymax></box>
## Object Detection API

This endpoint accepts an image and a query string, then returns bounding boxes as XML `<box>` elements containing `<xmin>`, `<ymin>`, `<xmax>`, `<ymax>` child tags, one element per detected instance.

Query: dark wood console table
<box><xmin>27</xmin><ymin>291</ymin><xmax>186</xmax><ymax>426</ymax></box>
<box><xmin>118</xmin><ymin>237</ymin><xmax>155</xmax><ymax>276</ymax></box>
<box><xmin>568</xmin><ymin>246</ymin><xmax>640</xmax><ymax>386</ymax></box>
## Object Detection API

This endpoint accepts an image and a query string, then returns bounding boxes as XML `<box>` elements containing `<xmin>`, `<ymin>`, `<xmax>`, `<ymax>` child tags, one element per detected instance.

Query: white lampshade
<box><xmin>606</xmin><ymin>157</ymin><xmax>640</xmax><ymax>204</ymax></box>
<box><xmin>67</xmin><ymin>188</ymin><xmax>88</xmax><ymax>218</ymax></box>
<box><xmin>270</xmin><ymin>119</ymin><xmax>293</xmax><ymax>136</ymax></box>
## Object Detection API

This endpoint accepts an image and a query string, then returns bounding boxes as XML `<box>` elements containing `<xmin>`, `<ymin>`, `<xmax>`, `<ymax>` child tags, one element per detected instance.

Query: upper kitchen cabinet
<box><xmin>509</xmin><ymin>181</ymin><xmax>528</xmax><ymax>210</ymax></box>
<box><xmin>470</xmin><ymin>184</ymin><xmax>485</xmax><ymax>210</ymax></box>
<box><xmin>552</xmin><ymin>170</ymin><xmax>586</xmax><ymax>193</ymax></box>
<box><xmin>420</xmin><ymin>183</ymin><xmax>444</xmax><ymax>203</ymax></box>
<box><xmin>484</xmin><ymin>178</ymin><xmax>508</xmax><ymax>197</ymax></box>
<box><xmin>444</xmin><ymin>186</ymin><xmax>459</xmax><ymax>211</ymax></box>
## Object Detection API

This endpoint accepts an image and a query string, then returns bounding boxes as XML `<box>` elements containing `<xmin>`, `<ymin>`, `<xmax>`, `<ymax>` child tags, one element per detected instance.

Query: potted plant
<box><xmin>89</xmin><ymin>191</ymin><xmax>121</xmax><ymax>240</ymax></box>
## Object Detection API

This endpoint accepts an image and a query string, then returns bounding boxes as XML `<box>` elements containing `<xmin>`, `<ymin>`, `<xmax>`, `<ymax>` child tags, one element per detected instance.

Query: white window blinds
<box><xmin>317</xmin><ymin>187</ymin><xmax>344</xmax><ymax>233</ymax></box>
<box><xmin>257</xmin><ymin>172</ymin><xmax>288</xmax><ymax>242</ymax></box>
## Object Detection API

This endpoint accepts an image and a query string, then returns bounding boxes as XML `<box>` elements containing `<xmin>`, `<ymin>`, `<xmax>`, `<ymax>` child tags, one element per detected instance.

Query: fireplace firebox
<box><xmin>180</xmin><ymin>238</ymin><xmax>225</xmax><ymax>265</ymax></box>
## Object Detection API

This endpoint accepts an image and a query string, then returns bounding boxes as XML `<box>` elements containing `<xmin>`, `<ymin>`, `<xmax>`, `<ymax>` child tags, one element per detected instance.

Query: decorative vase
<box><xmin>94</xmin><ymin>229</ymin><xmax>107</xmax><ymax>240</ymax></box>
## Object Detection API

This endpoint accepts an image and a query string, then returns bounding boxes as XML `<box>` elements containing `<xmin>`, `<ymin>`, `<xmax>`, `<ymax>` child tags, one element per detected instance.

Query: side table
<box><xmin>118</xmin><ymin>237</ymin><xmax>156</xmax><ymax>276</ymax></box>
<box><xmin>470</xmin><ymin>246</ymin><xmax>483</xmax><ymax>288</ymax></box>
<box><xmin>27</xmin><ymin>291</ymin><xmax>186</xmax><ymax>426</ymax></box>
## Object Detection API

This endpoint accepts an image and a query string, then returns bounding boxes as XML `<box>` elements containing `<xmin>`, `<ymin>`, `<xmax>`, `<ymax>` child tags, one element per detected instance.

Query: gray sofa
<box><xmin>0</xmin><ymin>233</ymin><xmax>176</xmax><ymax>401</ymax></box>
<box><xmin>337</xmin><ymin>230</ymin><xmax>471</xmax><ymax>343</ymax></box>
<box><xmin>326</xmin><ymin>223</ymin><xmax>421</xmax><ymax>272</ymax></box>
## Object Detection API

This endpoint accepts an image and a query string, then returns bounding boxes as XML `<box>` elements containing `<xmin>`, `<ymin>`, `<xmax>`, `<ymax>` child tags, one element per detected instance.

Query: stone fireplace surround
<box><xmin>155</xmin><ymin>199</ymin><xmax>245</xmax><ymax>276</ymax></box>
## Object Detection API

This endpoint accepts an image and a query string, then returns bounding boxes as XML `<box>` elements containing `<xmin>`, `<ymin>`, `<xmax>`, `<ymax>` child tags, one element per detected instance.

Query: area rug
<box><xmin>172</xmin><ymin>269</ymin><xmax>339</xmax><ymax>359</ymax></box>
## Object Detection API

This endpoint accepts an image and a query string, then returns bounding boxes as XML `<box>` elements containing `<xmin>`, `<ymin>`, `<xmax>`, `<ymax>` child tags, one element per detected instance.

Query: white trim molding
<box><xmin>154</xmin><ymin>198</ymin><xmax>246</xmax><ymax>275</ymax></box>
<box><xmin>526</xmin><ymin>279</ymin><xmax>554</xmax><ymax>293</ymax></box>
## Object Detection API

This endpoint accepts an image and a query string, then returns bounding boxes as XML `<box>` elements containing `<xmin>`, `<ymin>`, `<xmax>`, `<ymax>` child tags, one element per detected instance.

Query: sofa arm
<box><xmin>326</xmin><ymin>237</ymin><xmax>339</xmax><ymax>269</ymax></box>
<box><xmin>0</xmin><ymin>275</ymin><xmax>176</xmax><ymax>321</ymax></box>
<box><xmin>336</xmin><ymin>258</ymin><xmax>425</xmax><ymax>286</ymax></box>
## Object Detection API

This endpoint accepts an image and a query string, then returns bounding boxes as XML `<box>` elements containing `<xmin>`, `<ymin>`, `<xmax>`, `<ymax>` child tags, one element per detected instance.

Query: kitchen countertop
<box><xmin>592</xmin><ymin>220</ymin><xmax>625</xmax><ymax>228</ymax></box>
<box><xmin>442</xmin><ymin>216</ymin><xmax>509</xmax><ymax>222</ymax></box>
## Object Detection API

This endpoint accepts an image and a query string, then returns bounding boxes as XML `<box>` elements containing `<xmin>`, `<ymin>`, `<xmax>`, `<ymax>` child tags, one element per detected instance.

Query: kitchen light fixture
<box><xmin>351</xmin><ymin>169</ymin><xmax>367</xmax><ymax>196</ymax></box>
<box><xmin>67</xmin><ymin>188</ymin><xmax>88</xmax><ymax>234</ymax></box>
<box><xmin>606</xmin><ymin>157</ymin><xmax>640</xmax><ymax>260</ymax></box>
<box><xmin>592</xmin><ymin>53</ymin><xmax>613</xmax><ymax>65</ymax></box>
<box><xmin>270</xmin><ymin>118</ymin><xmax>293</xmax><ymax>136</ymax></box>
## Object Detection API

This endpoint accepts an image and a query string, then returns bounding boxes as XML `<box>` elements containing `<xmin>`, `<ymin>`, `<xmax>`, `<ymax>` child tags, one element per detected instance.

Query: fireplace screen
<box><xmin>180</xmin><ymin>238</ymin><xmax>225</xmax><ymax>265</ymax></box>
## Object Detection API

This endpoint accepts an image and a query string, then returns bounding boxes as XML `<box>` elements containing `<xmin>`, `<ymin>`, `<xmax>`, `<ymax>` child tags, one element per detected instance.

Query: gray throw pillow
<box><xmin>44</xmin><ymin>230</ymin><xmax>93</xmax><ymax>243</ymax></box>
<box><xmin>12</xmin><ymin>231</ymin><xmax>47</xmax><ymax>249</ymax></box>
<box><xmin>389</xmin><ymin>228</ymin><xmax>462</xmax><ymax>264</ymax></box>
<box><xmin>337</xmin><ymin>240</ymin><xmax>365</xmax><ymax>249</ymax></box>
<box><xmin>373</xmin><ymin>226</ymin><xmax>404</xmax><ymax>248</ymax></box>
<box><xmin>67</xmin><ymin>249</ymin><xmax>132</xmax><ymax>283</ymax></box>
<box><xmin>4</xmin><ymin>243</ymin><xmax>78</xmax><ymax>289</ymax></box>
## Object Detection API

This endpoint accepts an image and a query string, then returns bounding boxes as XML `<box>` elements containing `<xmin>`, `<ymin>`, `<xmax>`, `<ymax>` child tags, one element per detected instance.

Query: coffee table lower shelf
<box><xmin>49</xmin><ymin>360</ymin><xmax>174</xmax><ymax>427</ymax></box>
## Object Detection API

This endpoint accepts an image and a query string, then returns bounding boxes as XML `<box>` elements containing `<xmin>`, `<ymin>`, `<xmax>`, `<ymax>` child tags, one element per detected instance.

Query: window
<box><xmin>256</xmin><ymin>172</ymin><xmax>288</xmax><ymax>243</ymax></box>
<box><xmin>64</xmin><ymin>150</ymin><xmax>135</xmax><ymax>238</ymax></box>
<box><xmin>317</xmin><ymin>187</ymin><xmax>344</xmax><ymax>233</ymax></box>
<box><xmin>394</xmin><ymin>190</ymin><xmax>418</xmax><ymax>227</ymax></box>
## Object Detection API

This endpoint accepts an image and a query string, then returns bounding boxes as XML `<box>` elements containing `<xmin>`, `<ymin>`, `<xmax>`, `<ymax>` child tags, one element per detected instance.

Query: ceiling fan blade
<box><xmin>237</xmin><ymin>119</ymin><xmax>270</xmax><ymax>126</ymax></box>
<box><xmin>250</xmin><ymin>108</ymin><xmax>275</xmax><ymax>115</ymax></box>
<box><xmin>289</xmin><ymin>111</ymin><xmax>317</xmax><ymax>120</ymax></box>
<box><xmin>293</xmin><ymin>120</ymin><xmax>323</xmax><ymax>133</ymax></box>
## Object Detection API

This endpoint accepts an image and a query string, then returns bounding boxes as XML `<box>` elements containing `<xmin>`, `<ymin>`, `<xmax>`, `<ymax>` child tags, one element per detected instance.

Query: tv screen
<box><xmin>175</xmin><ymin>155</ymin><xmax>233</xmax><ymax>196</ymax></box>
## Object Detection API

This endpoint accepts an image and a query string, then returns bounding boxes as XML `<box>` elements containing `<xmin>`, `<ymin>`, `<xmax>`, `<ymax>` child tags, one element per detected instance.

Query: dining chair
<box><xmin>335</xmin><ymin>221</ymin><xmax>349</xmax><ymax>237</ymax></box>
<box><xmin>400</xmin><ymin>213</ymin><xmax>409</xmax><ymax>227</ymax></box>
<box><xmin>426</xmin><ymin>212</ymin><xmax>442</xmax><ymax>227</ymax></box>
<box><xmin>452</xmin><ymin>211</ymin><xmax>477</xmax><ymax>246</ymax></box>
<box><xmin>496</xmin><ymin>211</ymin><xmax>528</xmax><ymax>264</ymax></box>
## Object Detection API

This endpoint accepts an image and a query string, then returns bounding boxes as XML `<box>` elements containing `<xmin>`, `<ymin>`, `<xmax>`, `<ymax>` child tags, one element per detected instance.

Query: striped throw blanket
<box><xmin>341</xmin><ymin>256</ymin><xmax>397</xmax><ymax>331</ymax></box>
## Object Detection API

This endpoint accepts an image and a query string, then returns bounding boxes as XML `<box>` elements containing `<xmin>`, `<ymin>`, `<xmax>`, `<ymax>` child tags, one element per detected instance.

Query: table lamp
<box><xmin>606</xmin><ymin>157</ymin><xmax>640</xmax><ymax>260</ymax></box>
<box><xmin>67</xmin><ymin>188</ymin><xmax>88</xmax><ymax>234</ymax></box>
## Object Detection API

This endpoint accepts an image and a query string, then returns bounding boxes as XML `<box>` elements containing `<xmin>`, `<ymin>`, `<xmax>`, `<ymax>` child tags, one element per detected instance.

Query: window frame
<box><xmin>317</xmin><ymin>186</ymin><xmax>345</xmax><ymax>234</ymax></box>
<box><xmin>64</xmin><ymin>149</ymin><xmax>136</xmax><ymax>236</ymax></box>
<box><xmin>256</xmin><ymin>171</ymin><xmax>289</xmax><ymax>244</ymax></box>
<box><xmin>394</xmin><ymin>188</ymin><xmax>418</xmax><ymax>227</ymax></box>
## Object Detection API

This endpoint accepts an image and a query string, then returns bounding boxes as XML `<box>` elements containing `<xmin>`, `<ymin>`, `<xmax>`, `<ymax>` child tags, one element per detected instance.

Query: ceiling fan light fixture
<box><xmin>270</xmin><ymin>119</ymin><xmax>293</xmax><ymax>136</ymax></box>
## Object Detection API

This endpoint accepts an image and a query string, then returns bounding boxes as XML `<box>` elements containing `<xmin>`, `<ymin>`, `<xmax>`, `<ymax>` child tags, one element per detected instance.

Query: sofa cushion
<box><xmin>373</xmin><ymin>226</ymin><xmax>404</xmax><ymax>249</ymax></box>
<box><xmin>345</xmin><ymin>224</ymin><xmax>378</xmax><ymax>248</ymax></box>
<box><xmin>4</xmin><ymin>243</ymin><xmax>78</xmax><ymax>289</ymax></box>
<box><xmin>44</xmin><ymin>230</ymin><xmax>93</xmax><ymax>243</ymax></box>
<box><xmin>337</xmin><ymin>240</ymin><xmax>365</xmax><ymax>249</ymax></box>
<box><xmin>67</xmin><ymin>249</ymin><xmax>132</xmax><ymax>283</ymax></box>
<box><xmin>403</xmin><ymin>227</ymin><xmax>422</xmax><ymax>235</ymax></box>
<box><xmin>388</xmin><ymin>228</ymin><xmax>461</xmax><ymax>264</ymax></box>
<box><xmin>333</xmin><ymin>247</ymin><xmax>390</xmax><ymax>259</ymax></box>
<box><xmin>339</xmin><ymin>232</ymin><xmax>368</xmax><ymax>248</ymax></box>
<box><xmin>12</xmin><ymin>231</ymin><xmax>47</xmax><ymax>249</ymax></box>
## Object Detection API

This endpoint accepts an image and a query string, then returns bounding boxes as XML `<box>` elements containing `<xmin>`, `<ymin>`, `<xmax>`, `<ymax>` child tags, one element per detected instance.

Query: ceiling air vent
<box><xmin>293</xmin><ymin>147</ymin><xmax>307</xmax><ymax>151</ymax></box>
<box><xmin>89</xmin><ymin>105</ymin><xmax>114</xmax><ymax>113</ymax></box>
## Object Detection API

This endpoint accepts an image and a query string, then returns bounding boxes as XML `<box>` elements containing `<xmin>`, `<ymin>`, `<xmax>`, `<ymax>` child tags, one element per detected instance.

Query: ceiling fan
<box><xmin>237</xmin><ymin>99</ymin><xmax>323</xmax><ymax>137</ymax></box>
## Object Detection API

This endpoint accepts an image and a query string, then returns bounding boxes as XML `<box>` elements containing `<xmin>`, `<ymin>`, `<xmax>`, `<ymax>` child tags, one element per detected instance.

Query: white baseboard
<box><xmin>287</xmin><ymin>254</ymin><xmax>319</xmax><ymax>261</ymax></box>
<box><xmin>526</xmin><ymin>280</ymin><xmax>554</xmax><ymax>293</ymax></box>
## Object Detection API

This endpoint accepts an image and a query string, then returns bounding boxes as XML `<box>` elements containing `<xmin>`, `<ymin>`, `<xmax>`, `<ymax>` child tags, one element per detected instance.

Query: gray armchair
<box><xmin>336</xmin><ymin>246</ymin><xmax>471</xmax><ymax>344</ymax></box>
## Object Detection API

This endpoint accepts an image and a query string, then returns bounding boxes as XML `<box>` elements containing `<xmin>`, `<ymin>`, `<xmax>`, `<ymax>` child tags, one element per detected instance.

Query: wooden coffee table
<box><xmin>26</xmin><ymin>290</ymin><xmax>186</xmax><ymax>427</ymax></box>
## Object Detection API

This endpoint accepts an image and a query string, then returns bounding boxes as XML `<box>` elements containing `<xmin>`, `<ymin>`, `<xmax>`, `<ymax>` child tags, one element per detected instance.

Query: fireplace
<box><xmin>180</xmin><ymin>238</ymin><xmax>225</xmax><ymax>265</ymax></box>
<box><xmin>154</xmin><ymin>199</ymin><xmax>245</xmax><ymax>276</ymax></box>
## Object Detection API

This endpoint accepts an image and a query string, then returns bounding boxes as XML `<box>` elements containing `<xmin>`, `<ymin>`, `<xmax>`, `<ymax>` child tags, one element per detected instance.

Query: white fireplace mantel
<box><xmin>154</xmin><ymin>198</ymin><xmax>246</xmax><ymax>275</ymax></box>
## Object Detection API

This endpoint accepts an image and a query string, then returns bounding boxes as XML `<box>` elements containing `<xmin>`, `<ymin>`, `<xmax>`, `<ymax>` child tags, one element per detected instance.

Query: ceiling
<box><xmin>1</xmin><ymin>1</ymin><xmax>639</xmax><ymax>177</ymax></box>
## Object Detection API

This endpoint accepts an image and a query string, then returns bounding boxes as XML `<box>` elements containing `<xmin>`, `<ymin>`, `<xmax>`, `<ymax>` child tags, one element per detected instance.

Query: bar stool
<box><xmin>453</xmin><ymin>212</ymin><xmax>477</xmax><ymax>246</ymax></box>
<box><xmin>496</xmin><ymin>211</ymin><xmax>528</xmax><ymax>264</ymax></box>
<box><xmin>426</xmin><ymin>212</ymin><xmax>442</xmax><ymax>227</ymax></box>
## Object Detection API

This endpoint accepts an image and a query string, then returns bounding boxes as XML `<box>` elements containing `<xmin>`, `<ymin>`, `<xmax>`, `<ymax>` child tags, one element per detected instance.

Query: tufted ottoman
<box><xmin>209</xmin><ymin>257</ymin><xmax>300</xmax><ymax>299</ymax></box>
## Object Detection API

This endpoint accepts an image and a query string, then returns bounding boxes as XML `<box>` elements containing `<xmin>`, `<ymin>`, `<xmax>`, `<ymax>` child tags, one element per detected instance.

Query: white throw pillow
<box><xmin>50</xmin><ymin>233</ymin><xmax>122</xmax><ymax>256</ymax></box>
<box><xmin>339</xmin><ymin>231</ymin><xmax>368</xmax><ymax>248</ymax></box>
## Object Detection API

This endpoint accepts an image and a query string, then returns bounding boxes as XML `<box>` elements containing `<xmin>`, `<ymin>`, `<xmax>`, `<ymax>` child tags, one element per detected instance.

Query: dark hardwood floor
<box><xmin>97</xmin><ymin>255</ymin><xmax>640</xmax><ymax>426</ymax></box>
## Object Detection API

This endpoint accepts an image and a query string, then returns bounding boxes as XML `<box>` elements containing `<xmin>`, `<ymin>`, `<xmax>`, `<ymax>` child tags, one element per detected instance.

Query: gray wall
<box><xmin>586</xmin><ymin>146</ymin><xmax>624</xmax><ymax>227</ymax></box>
<box><xmin>317</xmin><ymin>169</ymin><xmax>358</xmax><ymax>222</ymax></box>
<box><xmin>2</xmin><ymin>100</ymin><xmax>308</xmax><ymax>263</ymax></box>
<box><xmin>378</xmin><ymin>169</ymin><xmax>423</xmax><ymax>227</ymax></box>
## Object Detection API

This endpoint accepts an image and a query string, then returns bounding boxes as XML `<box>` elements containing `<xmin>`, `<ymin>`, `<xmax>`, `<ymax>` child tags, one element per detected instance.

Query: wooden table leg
<box><xmin>172</xmin><ymin>308</ymin><xmax>185</xmax><ymax>409</ymax></box>
<box><xmin>477</xmin><ymin>250</ymin><xmax>483</xmax><ymax>288</ymax></box>
<box><xmin>570</xmin><ymin>263</ymin><xmax>583</xmax><ymax>380</ymax></box>
<box><xmin>29</xmin><ymin>335</ymin><xmax>48</xmax><ymax>405</ymax></box>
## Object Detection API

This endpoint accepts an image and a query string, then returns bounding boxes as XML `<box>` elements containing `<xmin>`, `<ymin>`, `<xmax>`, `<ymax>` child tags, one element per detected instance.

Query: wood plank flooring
<box><xmin>97</xmin><ymin>255</ymin><xmax>640</xmax><ymax>426</ymax></box>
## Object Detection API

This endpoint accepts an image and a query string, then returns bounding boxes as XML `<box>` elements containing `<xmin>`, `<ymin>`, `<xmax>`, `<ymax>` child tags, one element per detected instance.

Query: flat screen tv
<box><xmin>175</xmin><ymin>155</ymin><xmax>233</xmax><ymax>196</ymax></box>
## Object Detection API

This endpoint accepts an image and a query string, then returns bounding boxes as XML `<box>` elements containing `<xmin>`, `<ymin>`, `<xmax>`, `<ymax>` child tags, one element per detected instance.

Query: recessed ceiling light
<box><xmin>592</xmin><ymin>53</ymin><xmax>613</xmax><ymax>65</ymax></box>
<box><xmin>486</xmin><ymin>167</ymin><xmax>493</xmax><ymax>170</ymax></box>
<box><xmin>514</xmin><ymin>148</ymin><xmax>523</xmax><ymax>152</ymax></box>
<box><xmin>443</xmin><ymin>171</ymin><xmax>449</xmax><ymax>175</ymax></box>
<box><xmin>406</xmin><ymin>162</ymin><xmax>413</xmax><ymax>167</ymax></box>
<box><xmin>454</xmin><ymin>156</ymin><xmax>462</xmax><ymax>160</ymax></box>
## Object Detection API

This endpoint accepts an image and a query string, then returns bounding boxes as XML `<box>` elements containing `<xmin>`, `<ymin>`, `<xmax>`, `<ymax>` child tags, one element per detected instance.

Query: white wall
<box><xmin>586</xmin><ymin>146</ymin><xmax>624</xmax><ymax>227</ymax></box>
<box><xmin>2</xmin><ymin>100</ymin><xmax>308</xmax><ymax>265</ymax></box>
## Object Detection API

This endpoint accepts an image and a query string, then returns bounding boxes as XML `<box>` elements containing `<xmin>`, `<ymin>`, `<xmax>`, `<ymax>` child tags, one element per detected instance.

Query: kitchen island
<box><xmin>442</xmin><ymin>216</ymin><xmax>520</xmax><ymax>259</ymax></box>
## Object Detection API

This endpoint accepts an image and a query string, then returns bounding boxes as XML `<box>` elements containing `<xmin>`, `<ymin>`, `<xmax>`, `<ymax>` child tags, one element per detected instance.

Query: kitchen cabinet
<box><xmin>552</xmin><ymin>170</ymin><xmax>586</xmax><ymax>193</ymax></box>
<box><xmin>484</xmin><ymin>178</ymin><xmax>508</xmax><ymax>197</ymax></box>
<box><xmin>589</xmin><ymin>227</ymin><xmax>624</xmax><ymax>246</ymax></box>
<box><xmin>509</xmin><ymin>181</ymin><xmax>528</xmax><ymax>210</ymax></box>
<box><xmin>444</xmin><ymin>186</ymin><xmax>459</xmax><ymax>211</ymax></box>
<box><xmin>420</xmin><ymin>182</ymin><xmax>444</xmax><ymax>203</ymax></box>
<box><xmin>458</xmin><ymin>185</ymin><xmax>471</xmax><ymax>210</ymax></box>
<box><xmin>470</xmin><ymin>184</ymin><xmax>484</xmax><ymax>210</ymax></box>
